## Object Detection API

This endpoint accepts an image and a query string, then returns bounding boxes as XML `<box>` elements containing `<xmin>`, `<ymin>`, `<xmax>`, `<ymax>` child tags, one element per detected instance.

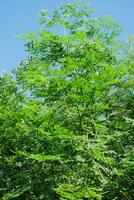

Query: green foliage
<box><xmin>0</xmin><ymin>1</ymin><xmax>134</xmax><ymax>200</ymax></box>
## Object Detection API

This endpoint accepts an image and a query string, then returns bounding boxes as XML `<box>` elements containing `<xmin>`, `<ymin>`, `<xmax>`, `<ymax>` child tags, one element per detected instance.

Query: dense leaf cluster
<box><xmin>0</xmin><ymin>2</ymin><xmax>134</xmax><ymax>199</ymax></box>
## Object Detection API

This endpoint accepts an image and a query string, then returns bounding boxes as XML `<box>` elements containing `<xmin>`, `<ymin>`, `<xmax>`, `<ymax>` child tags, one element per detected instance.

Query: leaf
<box><xmin>17</xmin><ymin>151</ymin><xmax>62</xmax><ymax>162</ymax></box>
<box><xmin>16</xmin><ymin>32</ymin><xmax>38</xmax><ymax>42</ymax></box>
<box><xmin>2</xmin><ymin>187</ymin><xmax>29</xmax><ymax>200</ymax></box>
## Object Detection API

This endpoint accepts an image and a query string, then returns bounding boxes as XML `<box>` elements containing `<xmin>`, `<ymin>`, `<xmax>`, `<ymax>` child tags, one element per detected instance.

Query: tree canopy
<box><xmin>0</xmin><ymin>1</ymin><xmax>134</xmax><ymax>200</ymax></box>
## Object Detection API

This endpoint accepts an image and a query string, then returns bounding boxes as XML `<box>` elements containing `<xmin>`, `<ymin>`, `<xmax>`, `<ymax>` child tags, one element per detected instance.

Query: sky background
<box><xmin>0</xmin><ymin>0</ymin><xmax>134</xmax><ymax>73</ymax></box>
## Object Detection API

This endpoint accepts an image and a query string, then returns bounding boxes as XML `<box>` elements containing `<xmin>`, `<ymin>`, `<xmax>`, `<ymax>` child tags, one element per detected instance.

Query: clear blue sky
<box><xmin>0</xmin><ymin>0</ymin><xmax>134</xmax><ymax>73</ymax></box>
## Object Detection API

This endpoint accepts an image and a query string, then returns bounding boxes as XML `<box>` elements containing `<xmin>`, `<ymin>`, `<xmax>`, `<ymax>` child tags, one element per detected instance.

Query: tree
<box><xmin>0</xmin><ymin>1</ymin><xmax>134</xmax><ymax>199</ymax></box>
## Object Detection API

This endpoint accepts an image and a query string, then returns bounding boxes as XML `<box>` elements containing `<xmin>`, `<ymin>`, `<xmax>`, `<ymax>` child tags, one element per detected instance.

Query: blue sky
<box><xmin>0</xmin><ymin>0</ymin><xmax>134</xmax><ymax>73</ymax></box>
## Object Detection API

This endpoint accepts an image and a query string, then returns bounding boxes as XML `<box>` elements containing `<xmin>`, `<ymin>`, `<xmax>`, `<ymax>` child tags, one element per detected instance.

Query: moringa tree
<box><xmin>0</xmin><ymin>1</ymin><xmax>134</xmax><ymax>200</ymax></box>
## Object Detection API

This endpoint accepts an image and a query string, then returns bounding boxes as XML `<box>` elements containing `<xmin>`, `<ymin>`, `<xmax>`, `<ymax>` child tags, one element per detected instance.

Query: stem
<box><xmin>75</xmin><ymin>103</ymin><xmax>83</xmax><ymax>133</ymax></box>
